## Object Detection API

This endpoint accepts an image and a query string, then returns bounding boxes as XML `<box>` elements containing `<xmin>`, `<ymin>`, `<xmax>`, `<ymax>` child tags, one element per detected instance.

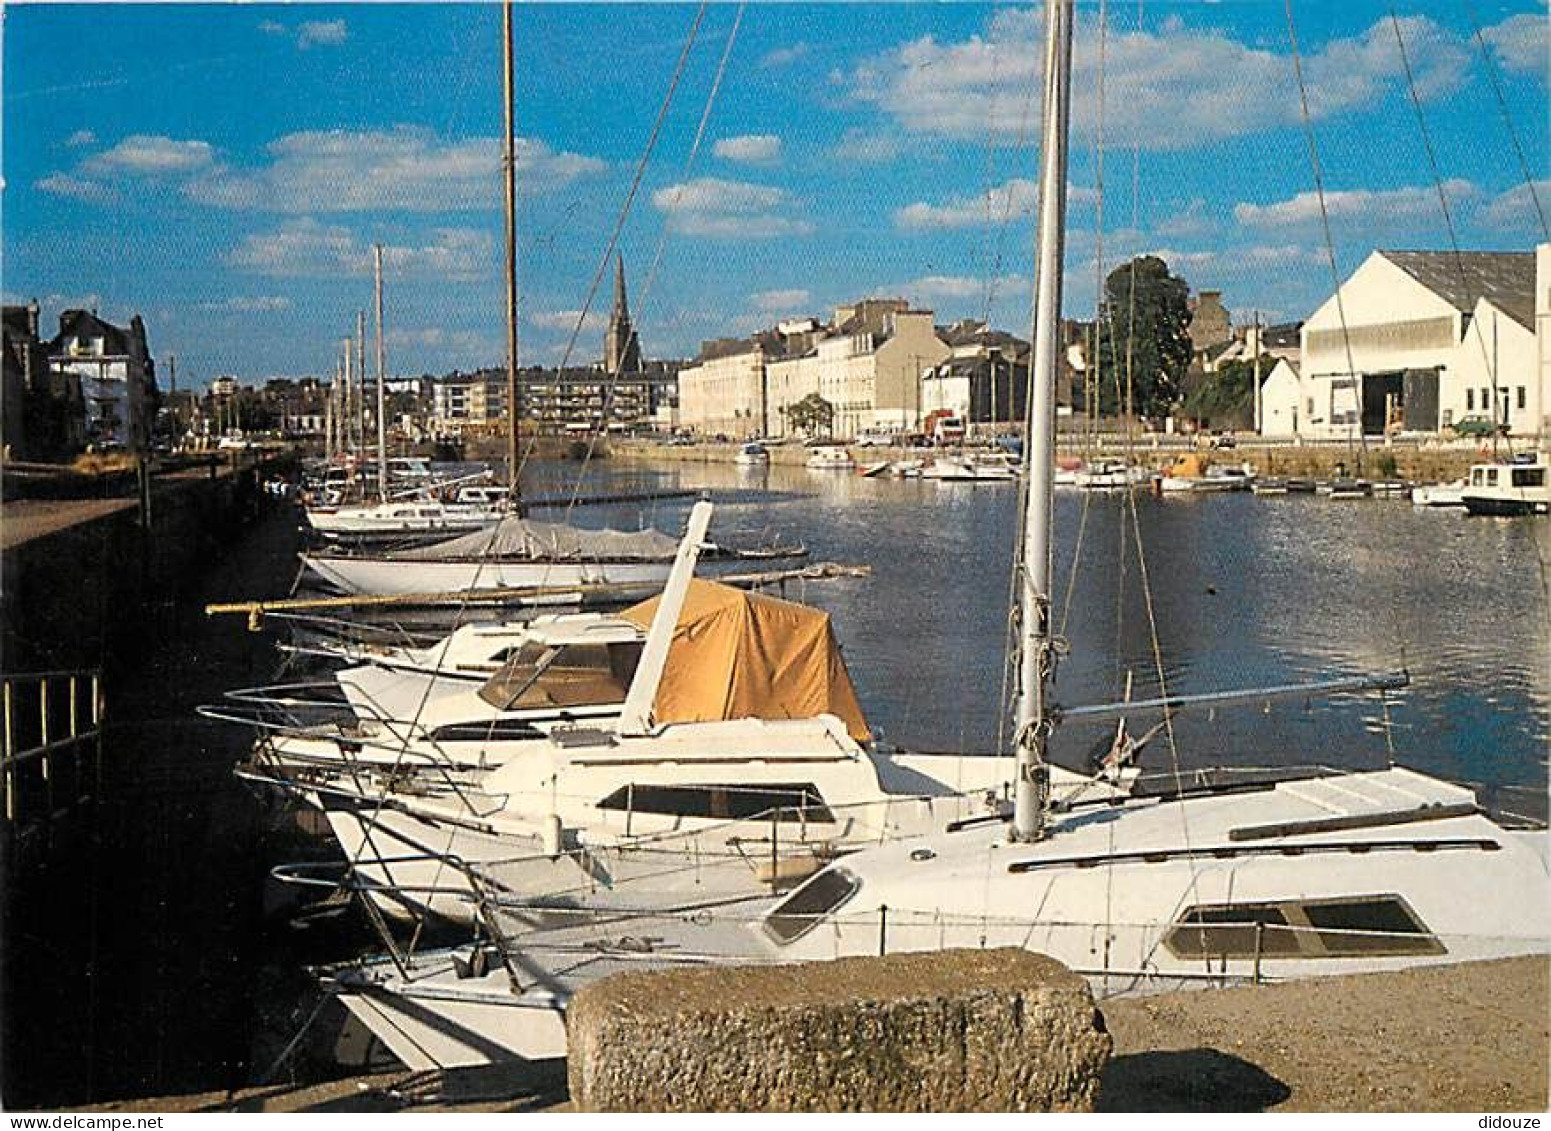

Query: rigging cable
<box><xmin>1283</xmin><ymin>0</ymin><xmax>1367</xmax><ymax>471</ymax></box>
<box><xmin>1460</xmin><ymin>0</ymin><xmax>1549</xmax><ymax>240</ymax></box>
<box><xmin>563</xmin><ymin>3</ymin><xmax>745</xmax><ymax>521</ymax></box>
<box><xmin>1391</xmin><ymin>8</ymin><xmax>1517</xmax><ymax>454</ymax></box>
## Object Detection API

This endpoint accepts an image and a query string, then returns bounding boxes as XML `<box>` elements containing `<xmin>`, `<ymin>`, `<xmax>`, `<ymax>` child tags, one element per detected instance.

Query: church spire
<box><xmin>604</xmin><ymin>252</ymin><xmax>641</xmax><ymax>375</ymax></box>
<box><xmin>612</xmin><ymin>253</ymin><xmax>629</xmax><ymax>321</ymax></box>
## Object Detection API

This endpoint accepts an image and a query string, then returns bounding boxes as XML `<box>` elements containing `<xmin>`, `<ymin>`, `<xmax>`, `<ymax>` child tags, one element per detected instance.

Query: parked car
<box><xmin>1210</xmin><ymin>432</ymin><xmax>1237</xmax><ymax>450</ymax></box>
<box><xmin>1452</xmin><ymin>415</ymin><xmax>1508</xmax><ymax>438</ymax></box>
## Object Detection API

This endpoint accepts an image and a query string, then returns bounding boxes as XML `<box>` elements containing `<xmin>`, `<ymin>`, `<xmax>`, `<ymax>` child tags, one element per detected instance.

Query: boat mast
<box><xmin>374</xmin><ymin>243</ymin><xmax>388</xmax><ymax>503</ymax></box>
<box><xmin>1012</xmin><ymin>0</ymin><xmax>1073</xmax><ymax>843</ymax></box>
<box><xmin>502</xmin><ymin>0</ymin><xmax>521</xmax><ymax>505</ymax></box>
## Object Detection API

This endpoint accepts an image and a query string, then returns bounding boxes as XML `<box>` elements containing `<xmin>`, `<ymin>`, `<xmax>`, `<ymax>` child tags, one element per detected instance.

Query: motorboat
<box><xmin>1155</xmin><ymin>454</ymin><xmax>1254</xmax><ymax>493</ymax></box>
<box><xmin>918</xmin><ymin>452</ymin><xmax>1019</xmax><ymax>482</ymax></box>
<box><xmin>805</xmin><ymin>444</ymin><xmax>854</xmax><ymax>470</ymax></box>
<box><xmin>733</xmin><ymin>442</ymin><xmax>770</xmax><ymax>466</ymax></box>
<box><xmin>1411</xmin><ymin>479</ymin><xmax>1466</xmax><ymax>508</ymax></box>
<box><xmin>1460</xmin><ymin>454</ymin><xmax>1549</xmax><ymax>516</ymax></box>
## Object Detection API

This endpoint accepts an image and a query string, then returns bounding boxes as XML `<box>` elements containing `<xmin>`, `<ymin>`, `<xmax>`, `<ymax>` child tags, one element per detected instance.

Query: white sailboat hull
<box><xmin>301</xmin><ymin>555</ymin><xmax>673</xmax><ymax>596</ymax></box>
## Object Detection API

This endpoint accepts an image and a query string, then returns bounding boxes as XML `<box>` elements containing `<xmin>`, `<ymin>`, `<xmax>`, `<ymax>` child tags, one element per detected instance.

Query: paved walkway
<box><xmin>0</xmin><ymin>498</ymin><xmax>138</xmax><ymax>552</ymax></box>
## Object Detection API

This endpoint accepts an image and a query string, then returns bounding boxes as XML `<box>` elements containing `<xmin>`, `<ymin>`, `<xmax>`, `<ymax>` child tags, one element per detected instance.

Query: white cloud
<box><xmin>846</xmin><ymin>12</ymin><xmax>1473</xmax><ymax>150</ymax></box>
<box><xmin>895</xmin><ymin>178</ymin><xmax>1100</xmax><ymax>230</ymax></box>
<box><xmin>1478</xmin><ymin>12</ymin><xmax>1547</xmax><ymax>76</ymax></box>
<box><xmin>260</xmin><ymin>17</ymin><xmax>348</xmax><ymax>50</ymax></box>
<box><xmin>883</xmin><ymin>273</ymin><xmax>1027</xmax><ymax>305</ymax></box>
<box><xmin>64</xmin><ymin>129</ymin><xmax>95</xmax><ymax>148</ymax></box>
<box><xmin>199</xmin><ymin>295</ymin><xmax>293</xmax><ymax>313</ymax></box>
<box><xmin>528</xmin><ymin>309</ymin><xmax>608</xmax><ymax>333</ymax></box>
<box><xmin>36</xmin><ymin>172</ymin><xmax>116</xmax><ymax>204</ymax></box>
<box><xmin>296</xmin><ymin>20</ymin><xmax>348</xmax><ymax>49</ymax></box>
<box><xmin>651</xmin><ymin>177</ymin><xmax>814</xmax><ymax>239</ymax></box>
<box><xmin>1234</xmin><ymin>180</ymin><xmax>1476</xmax><ymax>228</ymax></box>
<box><xmin>713</xmin><ymin>134</ymin><xmax>782</xmax><ymax>165</ymax></box>
<box><xmin>751</xmin><ymin>288</ymin><xmax>812</xmax><ymax>313</ymax></box>
<box><xmin>85</xmin><ymin>134</ymin><xmax>214</xmax><ymax>175</ymax></box>
<box><xmin>1156</xmin><ymin>197</ymin><xmax>1214</xmax><ymax>239</ymax></box>
<box><xmin>830</xmin><ymin>128</ymin><xmax>904</xmax><ymax>165</ymax></box>
<box><xmin>186</xmin><ymin>128</ymin><xmax>602</xmax><ymax>213</ymax></box>
<box><xmin>761</xmin><ymin>43</ymin><xmax>810</xmax><ymax>68</ymax></box>
<box><xmin>1480</xmin><ymin>179</ymin><xmax>1551</xmax><ymax>230</ymax></box>
<box><xmin>896</xmin><ymin>178</ymin><xmax>1037</xmax><ymax>229</ymax></box>
<box><xmin>227</xmin><ymin>219</ymin><xmax>492</xmax><ymax>281</ymax></box>
<box><xmin>386</xmin><ymin>327</ymin><xmax>491</xmax><ymax>355</ymax></box>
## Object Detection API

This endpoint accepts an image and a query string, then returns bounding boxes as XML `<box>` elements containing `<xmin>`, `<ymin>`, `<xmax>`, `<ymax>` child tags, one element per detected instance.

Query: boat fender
<box><xmin>542</xmin><ymin>813</ymin><xmax>564</xmax><ymax>858</ymax></box>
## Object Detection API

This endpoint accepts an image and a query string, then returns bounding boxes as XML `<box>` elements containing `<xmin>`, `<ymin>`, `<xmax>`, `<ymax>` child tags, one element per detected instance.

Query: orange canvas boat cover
<box><xmin>620</xmin><ymin>579</ymin><xmax>871</xmax><ymax>742</ymax></box>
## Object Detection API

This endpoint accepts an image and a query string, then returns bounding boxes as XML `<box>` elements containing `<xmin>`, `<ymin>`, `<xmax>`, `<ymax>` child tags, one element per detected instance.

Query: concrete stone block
<box><xmin>567</xmin><ymin>948</ymin><xmax>1111</xmax><ymax>1112</ymax></box>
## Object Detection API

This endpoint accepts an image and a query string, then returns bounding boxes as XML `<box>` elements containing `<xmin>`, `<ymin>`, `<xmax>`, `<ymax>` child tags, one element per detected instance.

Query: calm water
<box><xmin>523</xmin><ymin>457</ymin><xmax>1550</xmax><ymax>801</ymax></box>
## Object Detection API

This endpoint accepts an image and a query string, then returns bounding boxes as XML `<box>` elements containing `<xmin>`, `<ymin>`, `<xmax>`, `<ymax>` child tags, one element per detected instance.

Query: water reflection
<box><xmin>518</xmin><ymin>457</ymin><xmax>1549</xmax><ymax>793</ymax></box>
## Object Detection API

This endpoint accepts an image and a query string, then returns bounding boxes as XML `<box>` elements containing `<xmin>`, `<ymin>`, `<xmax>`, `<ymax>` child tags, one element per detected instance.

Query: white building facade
<box><xmin>1282</xmin><ymin>247</ymin><xmax>1546</xmax><ymax>441</ymax></box>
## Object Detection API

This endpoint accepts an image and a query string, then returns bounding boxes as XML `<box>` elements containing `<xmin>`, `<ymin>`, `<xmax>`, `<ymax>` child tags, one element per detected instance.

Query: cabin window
<box><xmin>1471</xmin><ymin>469</ymin><xmax>1483</xmax><ymax>486</ymax></box>
<box><xmin>597</xmin><ymin>782</ymin><xmax>833</xmax><ymax>823</ymax></box>
<box><xmin>763</xmin><ymin>867</ymin><xmax>860</xmax><ymax>945</ymax></box>
<box><xmin>1466</xmin><ymin>389</ymin><xmax>1475</xmax><ymax>411</ymax></box>
<box><xmin>478</xmin><ymin>641</ymin><xmax>642</xmax><ymax>710</ymax></box>
<box><xmin>1512</xmin><ymin>468</ymin><xmax>1545</xmax><ymax>488</ymax></box>
<box><xmin>1164</xmin><ymin>894</ymin><xmax>1442</xmax><ymax>960</ymax></box>
<box><xmin>1487</xmin><ymin>469</ymin><xmax>1499</xmax><ymax>486</ymax></box>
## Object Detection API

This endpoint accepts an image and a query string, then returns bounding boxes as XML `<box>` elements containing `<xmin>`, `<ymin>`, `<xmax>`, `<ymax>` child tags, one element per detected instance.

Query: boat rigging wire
<box><xmin>1282</xmin><ymin>0</ymin><xmax>1367</xmax><ymax>472</ymax></box>
<box><xmin>559</xmin><ymin>3</ymin><xmax>745</xmax><ymax>522</ymax></box>
<box><xmin>1459</xmin><ymin>0</ymin><xmax>1549</xmax><ymax>241</ymax></box>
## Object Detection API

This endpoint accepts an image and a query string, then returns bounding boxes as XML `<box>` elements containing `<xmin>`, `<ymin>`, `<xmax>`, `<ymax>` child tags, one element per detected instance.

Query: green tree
<box><xmin>1094</xmin><ymin>255</ymin><xmax>1193</xmax><ymax>418</ymax></box>
<box><xmin>1182</xmin><ymin>358</ymin><xmax>1257</xmax><ymax>429</ymax></box>
<box><xmin>783</xmin><ymin>393</ymin><xmax>835</xmax><ymax>437</ymax></box>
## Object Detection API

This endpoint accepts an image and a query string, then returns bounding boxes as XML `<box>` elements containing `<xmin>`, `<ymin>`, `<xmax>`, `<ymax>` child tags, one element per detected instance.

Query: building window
<box><xmin>1466</xmin><ymin>389</ymin><xmax>1475</xmax><ymax>411</ymax></box>
<box><xmin>1518</xmin><ymin>387</ymin><xmax>1527</xmax><ymax>410</ymax></box>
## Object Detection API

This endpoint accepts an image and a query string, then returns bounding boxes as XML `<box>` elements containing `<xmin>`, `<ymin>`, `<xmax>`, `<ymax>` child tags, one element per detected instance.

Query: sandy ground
<box><xmin>72</xmin><ymin>956</ymin><xmax>1548</xmax><ymax>1113</ymax></box>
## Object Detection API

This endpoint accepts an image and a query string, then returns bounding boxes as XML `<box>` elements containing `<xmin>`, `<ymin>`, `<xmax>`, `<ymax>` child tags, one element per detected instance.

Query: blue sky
<box><xmin>3</xmin><ymin>2</ymin><xmax>1546</xmax><ymax>387</ymax></box>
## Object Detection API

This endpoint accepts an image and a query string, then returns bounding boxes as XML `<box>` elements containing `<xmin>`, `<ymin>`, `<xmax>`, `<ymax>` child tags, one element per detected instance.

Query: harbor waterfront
<box><xmin>2</xmin><ymin>449</ymin><xmax>1546</xmax><ymax>1108</ymax></box>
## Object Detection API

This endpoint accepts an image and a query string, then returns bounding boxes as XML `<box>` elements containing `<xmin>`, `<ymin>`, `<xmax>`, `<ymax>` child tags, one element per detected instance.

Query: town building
<box><xmin>431</xmin><ymin>370</ymin><xmax>508</xmax><ymax>433</ymax></box>
<box><xmin>45</xmin><ymin>309</ymin><xmax>158</xmax><ymax>450</ymax></box>
<box><xmin>1281</xmin><ymin>247</ymin><xmax>1546</xmax><ymax>440</ymax></box>
<box><xmin>2</xmin><ymin>301</ymin><xmax>80</xmax><ymax>459</ymax></box>
<box><xmin>920</xmin><ymin>320</ymin><xmax>1034</xmax><ymax>429</ymax></box>
<box><xmin>1256</xmin><ymin>358</ymin><xmax>1303</xmax><ymax>437</ymax></box>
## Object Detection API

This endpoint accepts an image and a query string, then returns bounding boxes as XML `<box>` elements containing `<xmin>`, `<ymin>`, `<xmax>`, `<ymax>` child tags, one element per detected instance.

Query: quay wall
<box><xmin>0</xmin><ymin>453</ymin><xmax>300</xmax><ymax>1110</ymax></box>
<box><xmin>612</xmin><ymin>439</ymin><xmax>1499</xmax><ymax>481</ymax></box>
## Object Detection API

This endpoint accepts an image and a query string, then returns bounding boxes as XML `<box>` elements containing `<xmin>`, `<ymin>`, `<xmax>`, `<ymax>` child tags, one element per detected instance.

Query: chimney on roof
<box><xmin>25</xmin><ymin>299</ymin><xmax>39</xmax><ymax>338</ymax></box>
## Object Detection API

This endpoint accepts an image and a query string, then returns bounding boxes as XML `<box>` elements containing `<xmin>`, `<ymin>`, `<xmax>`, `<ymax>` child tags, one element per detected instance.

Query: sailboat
<box><xmin>301</xmin><ymin>3</ymin><xmax>692</xmax><ymax>594</ymax></box>
<box><xmin>322</xmin><ymin>0</ymin><xmax>1550</xmax><ymax>1072</ymax></box>
<box><xmin>304</xmin><ymin>251</ymin><xmax>512</xmax><ymax>542</ymax></box>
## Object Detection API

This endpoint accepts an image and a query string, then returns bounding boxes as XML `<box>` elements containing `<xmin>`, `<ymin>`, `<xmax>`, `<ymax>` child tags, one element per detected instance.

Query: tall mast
<box><xmin>502</xmin><ymin>0</ymin><xmax>521</xmax><ymax>503</ymax></box>
<box><xmin>342</xmin><ymin>336</ymin><xmax>354</xmax><ymax>453</ymax></box>
<box><xmin>374</xmin><ymin>244</ymin><xmax>388</xmax><ymax>503</ymax></box>
<box><xmin>1012</xmin><ymin>0</ymin><xmax>1073</xmax><ymax>843</ymax></box>
<box><xmin>356</xmin><ymin>311</ymin><xmax>368</xmax><ymax>455</ymax></box>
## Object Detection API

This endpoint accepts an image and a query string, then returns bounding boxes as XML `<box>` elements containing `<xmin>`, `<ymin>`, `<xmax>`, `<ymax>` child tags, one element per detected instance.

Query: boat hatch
<box><xmin>597</xmin><ymin>782</ymin><xmax>834</xmax><ymax>824</ymax></box>
<box><xmin>762</xmin><ymin>867</ymin><xmax>860</xmax><ymax>945</ymax></box>
<box><xmin>1164</xmin><ymin>893</ymin><xmax>1444</xmax><ymax>960</ymax></box>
